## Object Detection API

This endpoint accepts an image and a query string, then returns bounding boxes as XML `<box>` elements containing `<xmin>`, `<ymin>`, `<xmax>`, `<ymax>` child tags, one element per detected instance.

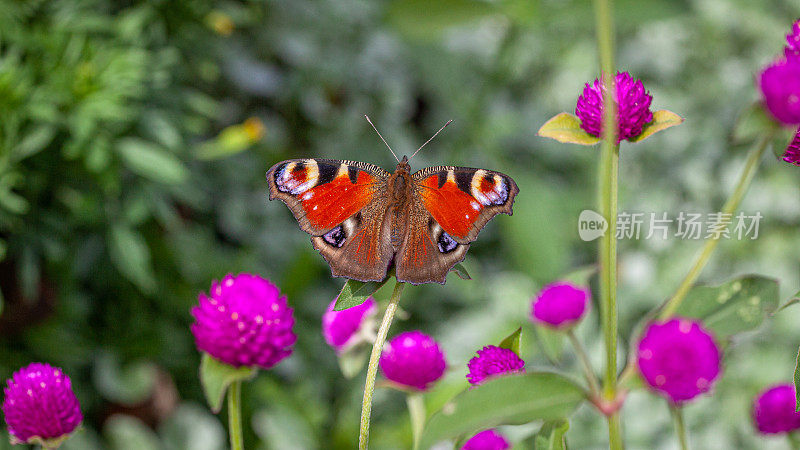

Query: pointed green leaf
<box><xmin>199</xmin><ymin>353</ymin><xmax>257</xmax><ymax>413</ymax></box>
<box><xmin>108</xmin><ymin>225</ymin><xmax>156</xmax><ymax>294</ymax></box>
<box><xmin>117</xmin><ymin>138</ymin><xmax>188</xmax><ymax>184</ymax></box>
<box><xmin>628</xmin><ymin>110</ymin><xmax>684</xmax><ymax>143</ymax></box>
<box><xmin>673</xmin><ymin>274</ymin><xmax>779</xmax><ymax>340</ymax></box>
<box><xmin>419</xmin><ymin>372</ymin><xmax>584</xmax><ymax>449</ymax></box>
<box><xmin>534</xmin><ymin>418</ymin><xmax>569</xmax><ymax>450</ymax></box>
<box><xmin>498</xmin><ymin>327</ymin><xmax>522</xmax><ymax>357</ymax></box>
<box><xmin>452</xmin><ymin>263</ymin><xmax>471</xmax><ymax>280</ymax></box>
<box><xmin>334</xmin><ymin>278</ymin><xmax>389</xmax><ymax>311</ymax></box>
<box><xmin>537</xmin><ymin>113</ymin><xmax>601</xmax><ymax>145</ymax></box>
<box><xmin>732</xmin><ymin>102</ymin><xmax>780</xmax><ymax>145</ymax></box>
<box><xmin>12</xmin><ymin>125</ymin><xmax>56</xmax><ymax>162</ymax></box>
<box><xmin>775</xmin><ymin>291</ymin><xmax>800</xmax><ymax>314</ymax></box>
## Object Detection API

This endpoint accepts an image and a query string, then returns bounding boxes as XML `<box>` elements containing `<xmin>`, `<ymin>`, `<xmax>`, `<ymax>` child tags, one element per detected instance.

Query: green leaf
<box><xmin>12</xmin><ymin>125</ymin><xmax>56</xmax><ymax>162</ymax></box>
<box><xmin>419</xmin><ymin>372</ymin><xmax>584</xmax><ymax>449</ymax></box>
<box><xmin>334</xmin><ymin>278</ymin><xmax>389</xmax><ymax>311</ymax></box>
<box><xmin>387</xmin><ymin>0</ymin><xmax>496</xmax><ymax>40</ymax></box>
<box><xmin>628</xmin><ymin>110</ymin><xmax>684</xmax><ymax>143</ymax></box>
<box><xmin>117</xmin><ymin>138</ymin><xmax>189</xmax><ymax>184</ymax></box>
<box><xmin>199</xmin><ymin>353</ymin><xmax>257</xmax><ymax>413</ymax></box>
<box><xmin>673</xmin><ymin>274</ymin><xmax>779</xmax><ymax>340</ymax></box>
<box><xmin>775</xmin><ymin>290</ymin><xmax>800</xmax><ymax>314</ymax></box>
<box><xmin>498</xmin><ymin>327</ymin><xmax>522</xmax><ymax>357</ymax></box>
<box><xmin>732</xmin><ymin>102</ymin><xmax>780</xmax><ymax>145</ymax></box>
<box><xmin>537</xmin><ymin>113</ymin><xmax>601</xmax><ymax>145</ymax></box>
<box><xmin>108</xmin><ymin>224</ymin><xmax>156</xmax><ymax>294</ymax></box>
<box><xmin>452</xmin><ymin>263</ymin><xmax>471</xmax><ymax>280</ymax></box>
<box><xmin>795</xmin><ymin>347</ymin><xmax>800</xmax><ymax>412</ymax></box>
<box><xmin>534</xmin><ymin>418</ymin><xmax>569</xmax><ymax>450</ymax></box>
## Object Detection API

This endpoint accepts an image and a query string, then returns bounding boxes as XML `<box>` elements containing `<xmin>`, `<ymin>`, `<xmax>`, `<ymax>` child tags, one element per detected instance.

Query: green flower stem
<box><xmin>657</xmin><ymin>131</ymin><xmax>773</xmax><ymax>320</ymax></box>
<box><xmin>669</xmin><ymin>404</ymin><xmax>688</xmax><ymax>450</ymax></box>
<box><xmin>567</xmin><ymin>329</ymin><xmax>601</xmax><ymax>399</ymax></box>
<box><xmin>407</xmin><ymin>393</ymin><xmax>426</xmax><ymax>450</ymax></box>
<box><xmin>359</xmin><ymin>280</ymin><xmax>405</xmax><ymax>450</ymax></box>
<box><xmin>592</xmin><ymin>0</ymin><xmax>622</xmax><ymax>447</ymax></box>
<box><xmin>787</xmin><ymin>432</ymin><xmax>800</xmax><ymax>450</ymax></box>
<box><xmin>227</xmin><ymin>380</ymin><xmax>243</xmax><ymax>450</ymax></box>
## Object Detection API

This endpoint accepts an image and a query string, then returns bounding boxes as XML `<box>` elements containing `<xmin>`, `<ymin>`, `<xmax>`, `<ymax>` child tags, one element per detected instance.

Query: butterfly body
<box><xmin>267</xmin><ymin>156</ymin><xmax>518</xmax><ymax>285</ymax></box>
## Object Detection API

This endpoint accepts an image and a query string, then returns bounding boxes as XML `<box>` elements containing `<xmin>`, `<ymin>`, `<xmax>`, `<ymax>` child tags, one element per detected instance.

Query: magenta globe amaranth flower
<box><xmin>530</xmin><ymin>282</ymin><xmax>590</xmax><ymax>329</ymax></box>
<box><xmin>322</xmin><ymin>297</ymin><xmax>377</xmax><ymax>353</ymax></box>
<box><xmin>575</xmin><ymin>71</ymin><xmax>654</xmax><ymax>142</ymax></box>
<box><xmin>191</xmin><ymin>273</ymin><xmax>296</xmax><ymax>369</ymax></box>
<box><xmin>637</xmin><ymin>318</ymin><xmax>721</xmax><ymax>403</ymax></box>
<box><xmin>461</xmin><ymin>429</ymin><xmax>510</xmax><ymax>450</ymax></box>
<box><xmin>785</xmin><ymin>20</ymin><xmax>800</xmax><ymax>60</ymax></box>
<box><xmin>379</xmin><ymin>331</ymin><xmax>446</xmax><ymax>390</ymax></box>
<box><xmin>758</xmin><ymin>59</ymin><xmax>800</xmax><ymax>125</ymax></box>
<box><xmin>466</xmin><ymin>345</ymin><xmax>525</xmax><ymax>386</ymax></box>
<box><xmin>782</xmin><ymin>129</ymin><xmax>800</xmax><ymax>166</ymax></box>
<box><xmin>2</xmin><ymin>363</ymin><xmax>82</xmax><ymax>447</ymax></box>
<box><xmin>752</xmin><ymin>384</ymin><xmax>800</xmax><ymax>434</ymax></box>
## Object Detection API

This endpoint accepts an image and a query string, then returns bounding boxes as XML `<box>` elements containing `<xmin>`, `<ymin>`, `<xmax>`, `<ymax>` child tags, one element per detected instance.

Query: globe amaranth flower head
<box><xmin>191</xmin><ymin>273</ymin><xmax>296</xmax><ymax>369</ymax></box>
<box><xmin>461</xmin><ymin>429</ymin><xmax>510</xmax><ymax>450</ymax></box>
<box><xmin>322</xmin><ymin>297</ymin><xmax>377</xmax><ymax>353</ymax></box>
<box><xmin>379</xmin><ymin>331</ymin><xmax>446</xmax><ymax>391</ymax></box>
<box><xmin>530</xmin><ymin>281</ymin><xmax>590</xmax><ymax>329</ymax></box>
<box><xmin>575</xmin><ymin>71</ymin><xmax>654</xmax><ymax>143</ymax></box>
<box><xmin>2</xmin><ymin>363</ymin><xmax>82</xmax><ymax>447</ymax></box>
<box><xmin>466</xmin><ymin>345</ymin><xmax>525</xmax><ymax>386</ymax></box>
<box><xmin>782</xmin><ymin>129</ymin><xmax>800</xmax><ymax>166</ymax></box>
<box><xmin>785</xmin><ymin>19</ymin><xmax>800</xmax><ymax>60</ymax></box>
<box><xmin>637</xmin><ymin>318</ymin><xmax>721</xmax><ymax>403</ymax></box>
<box><xmin>759</xmin><ymin>59</ymin><xmax>800</xmax><ymax>125</ymax></box>
<box><xmin>752</xmin><ymin>383</ymin><xmax>800</xmax><ymax>434</ymax></box>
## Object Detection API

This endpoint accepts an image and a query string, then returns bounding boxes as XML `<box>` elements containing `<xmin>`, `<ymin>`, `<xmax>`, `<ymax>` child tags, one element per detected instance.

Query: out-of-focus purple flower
<box><xmin>322</xmin><ymin>297</ymin><xmax>377</xmax><ymax>352</ymax></box>
<box><xmin>191</xmin><ymin>273</ymin><xmax>296</xmax><ymax>369</ymax></box>
<box><xmin>2</xmin><ymin>363</ymin><xmax>82</xmax><ymax>446</ymax></box>
<box><xmin>752</xmin><ymin>384</ymin><xmax>800</xmax><ymax>434</ymax></box>
<box><xmin>759</xmin><ymin>59</ymin><xmax>800</xmax><ymax>125</ymax></box>
<box><xmin>461</xmin><ymin>429</ymin><xmax>510</xmax><ymax>450</ymax></box>
<box><xmin>575</xmin><ymin>71</ymin><xmax>654</xmax><ymax>143</ymax></box>
<box><xmin>637</xmin><ymin>318</ymin><xmax>721</xmax><ymax>403</ymax></box>
<box><xmin>782</xmin><ymin>128</ymin><xmax>800</xmax><ymax>166</ymax></box>
<box><xmin>530</xmin><ymin>282</ymin><xmax>590</xmax><ymax>329</ymax></box>
<box><xmin>379</xmin><ymin>331</ymin><xmax>446</xmax><ymax>391</ymax></box>
<box><xmin>466</xmin><ymin>345</ymin><xmax>525</xmax><ymax>386</ymax></box>
<box><xmin>785</xmin><ymin>20</ymin><xmax>800</xmax><ymax>60</ymax></box>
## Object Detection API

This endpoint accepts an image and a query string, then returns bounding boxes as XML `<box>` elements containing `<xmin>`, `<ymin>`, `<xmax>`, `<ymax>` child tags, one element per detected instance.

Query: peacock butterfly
<box><xmin>266</xmin><ymin>119</ymin><xmax>519</xmax><ymax>285</ymax></box>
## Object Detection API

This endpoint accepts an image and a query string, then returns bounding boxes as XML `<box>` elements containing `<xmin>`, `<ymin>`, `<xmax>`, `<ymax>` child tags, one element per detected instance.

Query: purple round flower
<box><xmin>530</xmin><ymin>282</ymin><xmax>590</xmax><ymax>329</ymax></box>
<box><xmin>191</xmin><ymin>273</ymin><xmax>296</xmax><ymax>369</ymax></box>
<box><xmin>466</xmin><ymin>345</ymin><xmax>525</xmax><ymax>386</ymax></box>
<box><xmin>575</xmin><ymin>71</ymin><xmax>654</xmax><ymax>142</ymax></box>
<box><xmin>636</xmin><ymin>318</ymin><xmax>721</xmax><ymax>403</ymax></box>
<box><xmin>379</xmin><ymin>331</ymin><xmax>446</xmax><ymax>391</ymax></box>
<box><xmin>461</xmin><ymin>429</ymin><xmax>510</xmax><ymax>450</ymax></box>
<box><xmin>752</xmin><ymin>384</ymin><xmax>800</xmax><ymax>434</ymax></box>
<box><xmin>2</xmin><ymin>363</ymin><xmax>82</xmax><ymax>446</ymax></box>
<box><xmin>322</xmin><ymin>297</ymin><xmax>377</xmax><ymax>352</ymax></box>
<box><xmin>759</xmin><ymin>59</ymin><xmax>800</xmax><ymax>125</ymax></box>
<box><xmin>785</xmin><ymin>20</ymin><xmax>800</xmax><ymax>61</ymax></box>
<box><xmin>782</xmin><ymin>128</ymin><xmax>800</xmax><ymax>166</ymax></box>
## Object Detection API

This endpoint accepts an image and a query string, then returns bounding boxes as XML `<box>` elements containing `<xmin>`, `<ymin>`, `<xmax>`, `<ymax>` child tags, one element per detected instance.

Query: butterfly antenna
<box><xmin>365</xmin><ymin>115</ymin><xmax>400</xmax><ymax>163</ymax></box>
<box><xmin>410</xmin><ymin>119</ymin><xmax>453</xmax><ymax>161</ymax></box>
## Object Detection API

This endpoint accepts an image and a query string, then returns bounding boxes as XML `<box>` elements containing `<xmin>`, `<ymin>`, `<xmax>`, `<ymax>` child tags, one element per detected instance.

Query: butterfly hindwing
<box><xmin>267</xmin><ymin>158</ymin><xmax>394</xmax><ymax>282</ymax></box>
<box><xmin>413</xmin><ymin>166</ymin><xmax>518</xmax><ymax>243</ymax></box>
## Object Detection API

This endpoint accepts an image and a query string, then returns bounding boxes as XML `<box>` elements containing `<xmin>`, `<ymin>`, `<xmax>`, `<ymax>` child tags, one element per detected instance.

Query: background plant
<box><xmin>0</xmin><ymin>0</ymin><xmax>799</xmax><ymax>449</ymax></box>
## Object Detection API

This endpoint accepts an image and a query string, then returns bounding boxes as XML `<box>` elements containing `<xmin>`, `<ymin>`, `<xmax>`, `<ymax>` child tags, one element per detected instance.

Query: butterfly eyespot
<box><xmin>323</xmin><ymin>225</ymin><xmax>346</xmax><ymax>248</ymax></box>
<box><xmin>437</xmin><ymin>231</ymin><xmax>458</xmax><ymax>254</ymax></box>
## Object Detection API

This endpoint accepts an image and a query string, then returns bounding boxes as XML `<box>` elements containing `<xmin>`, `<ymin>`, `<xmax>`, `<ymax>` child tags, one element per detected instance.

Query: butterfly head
<box><xmin>397</xmin><ymin>155</ymin><xmax>410</xmax><ymax>171</ymax></box>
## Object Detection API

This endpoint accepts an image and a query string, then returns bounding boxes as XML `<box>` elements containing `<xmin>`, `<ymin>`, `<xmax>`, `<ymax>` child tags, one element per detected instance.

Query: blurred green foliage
<box><xmin>0</xmin><ymin>0</ymin><xmax>798</xmax><ymax>449</ymax></box>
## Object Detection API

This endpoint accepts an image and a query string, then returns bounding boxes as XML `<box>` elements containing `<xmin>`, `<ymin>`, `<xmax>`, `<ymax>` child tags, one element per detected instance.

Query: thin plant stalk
<box><xmin>592</xmin><ymin>0</ymin><xmax>623</xmax><ymax>447</ymax></box>
<box><xmin>567</xmin><ymin>329</ymin><xmax>602</xmax><ymax>399</ymax></box>
<box><xmin>359</xmin><ymin>280</ymin><xmax>405</xmax><ymax>450</ymax></box>
<box><xmin>670</xmin><ymin>404</ymin><xmax>689</xmax><ymax>450</ymax></box>
<box><xmin>657</xmin><ymin>131</ymin><xmax>774</xmax><ymax>320</ymax></box>
<box><xmin>227</xmin><ymin>380</ymin><xmax>243</xmax><ymax>450</ymax></box>
<box><xmin>407</xmin><ymin>393</ymin><xmax>426</xmax><ymax>450</ymax></box>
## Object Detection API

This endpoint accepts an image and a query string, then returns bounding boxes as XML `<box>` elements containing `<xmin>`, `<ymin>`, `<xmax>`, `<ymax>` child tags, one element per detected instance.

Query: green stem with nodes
<box><xmin>592</xmin><ymin>0</ymin><xmax>622</xmax><ymax>447</ymax></box>
<box><xmin>227</xmin><ymin>380</ymin><xmax>243</xmax><ymax>450</ymax></box>
<box><xmin>407</xmin><ymin>393</ymin><xmax>425</xmax><ymax>450</ymax></box>
<box><xmin>359</xmin><ymin>280</ymin><xmax>405</xmax><ymax>450</ymax></box>
<box><xmin>567</xmin><ymin>329</ymin><xmax>602</xmax><ymax>399</ymax></box>
<box><xmin>657</xmin><ymin>131</ymin><xmax>774</xmax><ymax>320</ymax></box>
<box><xmin>670</xmin><ymin>404</ymin><xmax>689</xmax><ymax>450</ymax></box>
